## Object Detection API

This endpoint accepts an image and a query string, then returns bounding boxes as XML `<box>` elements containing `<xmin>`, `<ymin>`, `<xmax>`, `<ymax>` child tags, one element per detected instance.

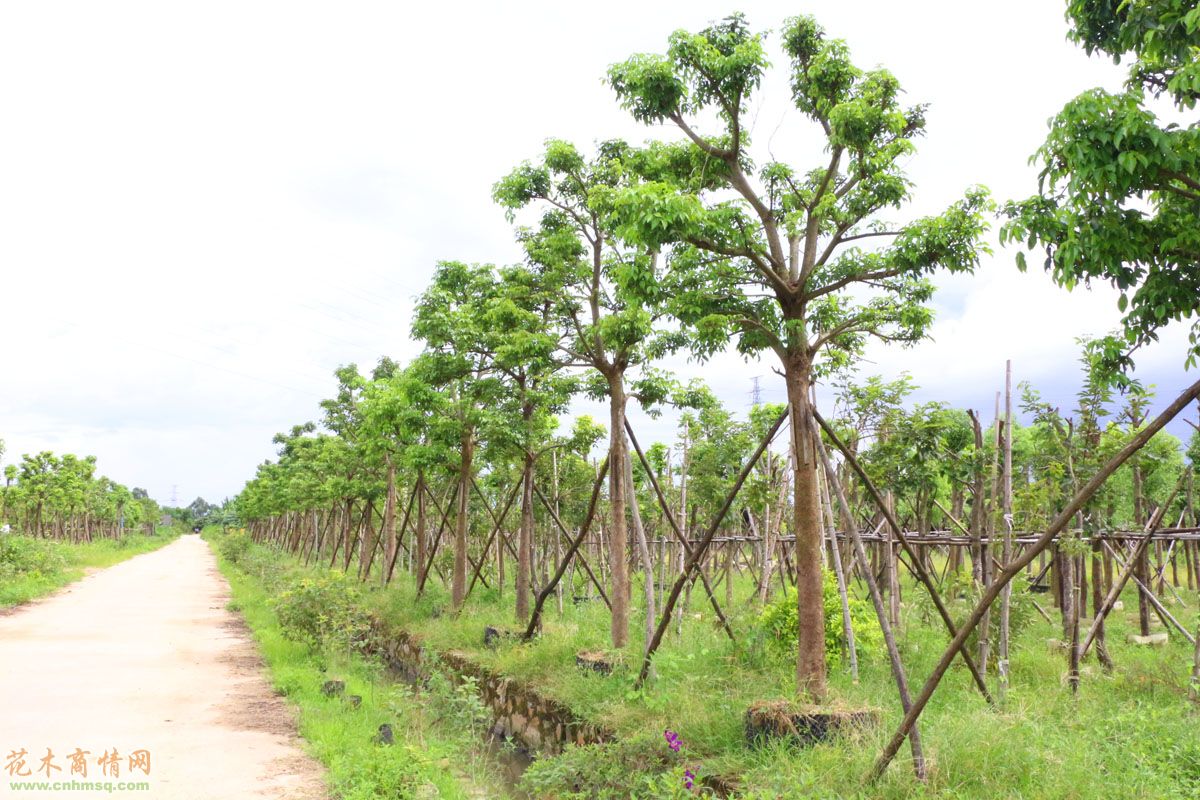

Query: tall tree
<box><xmin>606</xmin><ymin>13</ymin><xmax>991</xmax><ymax>698</ymax></box>
<box><xmin>494</xmin><ymin>140</ymin><xmax>680</xmax><ymax>648</ymax></box>
<box><xmin>412</xmin><ymin>261</ymin><xmax>504</xmax><ymax>610</ymax></box>
<box><xmin>360</xmin><ymin>360</ymin><xmax>448</xmax><ymax>585</ymax></box>
<box><xmin>484</xmin><ymin>265</ymin><xmax>576</xmax><ymax>623</ymax></box>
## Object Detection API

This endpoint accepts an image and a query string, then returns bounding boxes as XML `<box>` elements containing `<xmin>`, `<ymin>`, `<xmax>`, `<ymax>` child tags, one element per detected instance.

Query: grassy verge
<box><xmin>208</xmin><ymin>529</ymin><xmax>511</xmax><ymax>800</ymax></box>
<box><xmin>0</xmin><ymin>529</ymin><xmax>180</xmax><ymax>608</ymax></box>
<box><xmin>210</xmin><ymin>529</ymin><xmax>1200</xmax><ymax>799</ymax></box>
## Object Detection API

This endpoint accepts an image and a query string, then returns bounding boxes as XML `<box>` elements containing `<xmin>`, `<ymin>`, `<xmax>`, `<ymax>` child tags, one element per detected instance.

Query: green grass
<box><xmin>210</xmin><ymin>531</ymin><xmax>1200</xmax><ymax>799</ymax></box>
<box><xmin>209</xmin><ymin>530</ymin><xmax>512</xmax><ymax>800</ymax></box>
<box><xmin>0</xmin><ymin>529</ymin><xmax>180</xmax><ymax>608</ymax></box>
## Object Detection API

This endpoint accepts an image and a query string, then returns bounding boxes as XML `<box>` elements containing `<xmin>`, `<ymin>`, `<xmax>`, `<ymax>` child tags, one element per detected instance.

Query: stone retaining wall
<box><xmin>371</xmin><ymin>626</ymin><xmax>614</xmax><ymax>756</ymax></box>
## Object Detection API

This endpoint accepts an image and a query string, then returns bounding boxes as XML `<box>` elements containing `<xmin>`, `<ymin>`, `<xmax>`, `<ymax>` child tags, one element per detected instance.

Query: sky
<box><xmin>1</xmin><ymin>1</ymin><xmax>1196</xmax><ymax>505</ymax></box>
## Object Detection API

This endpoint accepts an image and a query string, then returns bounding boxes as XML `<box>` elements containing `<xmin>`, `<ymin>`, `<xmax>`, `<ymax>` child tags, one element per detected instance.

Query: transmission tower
<box><xmin>750</xmin><ymin>376</ymin><xmax>763</xmax><ymax>407</ymax></box>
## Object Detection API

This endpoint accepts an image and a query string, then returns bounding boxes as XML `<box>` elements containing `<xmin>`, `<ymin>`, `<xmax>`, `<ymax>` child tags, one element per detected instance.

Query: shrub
<box><xmin>519</xmin><ymin>731</ymin><xmax>683</xmax><ymax>800</ymax></box>
<box><xmin>0</xmin><ymin>535</ymin><xmax>66</xmax><ymax>579</ymax></box>
<box><xmin>218</xmin><ymin>531</ymin><xmax>253</xmax><ymax>565</ymax></box>
<box><xmin>756</xmin><ymin>570</ymin><xmax>881</xmax><ymax>659</ymax></box>
<box><xmin>423</xmin><ymin>667</ymin><xmax>492</xmax><ymax>740</ymax></box>
<box><xmin>272</xmin><ymin>571</ymin><xmax>371</xmax><ymax>652</ymax></box>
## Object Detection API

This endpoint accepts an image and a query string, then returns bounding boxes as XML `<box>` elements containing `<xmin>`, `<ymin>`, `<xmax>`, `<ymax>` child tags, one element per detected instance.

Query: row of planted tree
<box><xmin>0</xmin><ymin>442</ymin><xmax>162</xmax><ymax>541</ymax></box>
<box><xmin>238</xmin><ymin>7</ymin><xmax>1200</xmax><ymax>781</ymax></box>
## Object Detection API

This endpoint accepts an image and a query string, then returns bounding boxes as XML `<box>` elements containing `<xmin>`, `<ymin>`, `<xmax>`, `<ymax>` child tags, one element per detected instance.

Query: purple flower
<box><xmin>684</xmin><ymin>768</ymin><xmax>695</xmax><ymax>790</ymax></box>
<box><xmin>664</xmin><ymin>729</ymin><xmax>682</xmax><ymax>752</ymax></box>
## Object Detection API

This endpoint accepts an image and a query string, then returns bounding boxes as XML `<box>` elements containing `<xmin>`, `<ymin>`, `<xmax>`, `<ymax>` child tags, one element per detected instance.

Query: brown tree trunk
<box><xmin>359</xmin><ymin>501</ymin><xmax>377</xmax><ymax>581</ymax></box>
<box><xmin>1091</xmin><ymin>538</ymin><xmax>1113</xmax><ymax>669</ymax></box>
<box><xmin>416</xmin><ymin>472</ymin><xmax>427</xmax><ymax>584</ymax></box>
<box><xmin>784</xmin><ymin>358</ymin><xmax>827</xmax><ymax>701</ymax></box>
<box><xmin>381</xmin><ymin>458</ymin><xmax>397</xmax><ymax>586</ymax></box>
<box><xmin>607</xmin><ymin>374</ymin><xmax>630</xmax><ymax>649</ymax></box>
<box><xmin>626</xmin><ymin>450</ymin><xmax>657</xmax><ymax>669</ymax></box>
<box><xmin>452</xmin><ymin>431</ymin><xmax>474</xmax><ymax>609</ymax></box>
<box><xmin>1133</xmin><ymin>465</ymin><xmax>1152</xmax><ymax>636</ymax></box>
<box><xmin>516</xmin><ymin>450</ymin><xmax>535</xmax><ymax>623</ymax></box>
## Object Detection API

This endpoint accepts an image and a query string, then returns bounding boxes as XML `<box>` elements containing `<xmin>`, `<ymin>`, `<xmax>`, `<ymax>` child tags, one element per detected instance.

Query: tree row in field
<box><xmin>235</xmin><ymin>4</ymin><xmax>1199</xmax><ymax>781</ymax></box>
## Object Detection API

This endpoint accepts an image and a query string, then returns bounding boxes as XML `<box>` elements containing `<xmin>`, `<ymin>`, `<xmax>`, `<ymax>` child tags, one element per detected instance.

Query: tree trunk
<box><xmin>416</xmin><ymin>472</ymin><xmax>427</xmax><ymax>584</ymax></box>
<box><xmin>784</xmin><ymin>358</ymin><xmax>827</xmax><ymax>701</ymax></box>
<box><xmin>999</xmin><ymin>361</ymin><xmax>1013</xmax><ymax>697</ymax></box>
<box><xmin>626</xmin><ymin>450</ymin><xmax>656</xmax><ymax>672</ymax></box>
<box><xmin>452</xmin><ymin>431</ymin><xmax>474</xmax><ymax>609</ymax></box>
<box><xmin>516</xmin><ymin>450</ymin><xmax>535</xmax><ymax>623</ymax></box>
<box><xmin>1133</xmin><ymin>464</ymin><xmax>1152</xmax><ymax>636</ymax></box>
<box><xmin>607</xmin><ymin>375</ymin><xmax>630</xmax><ymax>649</ymax></box>
<box><xmin>1190</xmin><ymin>616</ymin><xmax>1200</xmax><ymax>704</ymax></box>
<box><xmin>359</xmin><ymin>501</ymin><xmax>377</xmax><ymax>581</ymax></box>
<box><xmin>382</xmin><ymin>459</ymin><xmax>397</xmax><ymax>586</ymax></box>
<box><xmin>1091</xmin><ymin>538</ymin><xmax>1113</xmax><ymax>669</ymax></box>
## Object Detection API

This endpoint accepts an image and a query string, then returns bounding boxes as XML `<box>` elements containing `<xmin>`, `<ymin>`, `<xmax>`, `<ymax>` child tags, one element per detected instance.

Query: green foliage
<box><xmin>272</xmin><ymin>571</ymin><xmax>372</xmax><ymax>652</ymax></box>
<box><xmin>755</xmin><ymin>571</ymin><xmax>881</xmax><ymax>659</ymax></box>
<box><xmin>0</xmin><ymin>450</ymin><xmax>161</xmax><ymax>538</ymax></box>
<box><xmin>217</xmin><ymin>530</ymin><xmax>253</xmax><ymax>565</ymax></box>
<box><xmin>939</xmin><ymin>571</ymin><xmax>1038</xmax><ymax>659</ymax></box>
<box><xmin>423</xmin><ymin>668</ymin><xmax>493</xmax><ymax>741</ymax></box>
<box><xmin>607</xmin><ymin>14</ymin><xmax>991</xmax><ymax>374</ymax></box>
<box><xmin>1002</xmin><ymin>0</ymin><xmax>1200</xmax><ymax>372</ymax></box>
<box><xmin>326</xmin><ymin>745</ymin><xmax>426</xmax><ymax>800</ymax></box>
<box><xmin>519</xmin><ymin>732</ymin><xmax>684</xmax><ymax>800</ymax></box>
<box><xmin>0</xmin><ymin>534</ymin><xmax>67</xmax><ymax>578</ymax></box>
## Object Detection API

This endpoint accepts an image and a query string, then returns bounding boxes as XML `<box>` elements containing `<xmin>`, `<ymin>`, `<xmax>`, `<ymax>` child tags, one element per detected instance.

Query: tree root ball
<box><xmin>483</xmin><ymin>626</ymin><xmax>516</xmax><ymax>648</ymax></box>
<box><xmin>575</xmin><ymin>650</ymin><xmax>614</xmax><ymax>676</ymax></box>
<box><xmin>744</xmin><ymin>700</ymin><xmax>879</xmax><ymax>748</ymax></box>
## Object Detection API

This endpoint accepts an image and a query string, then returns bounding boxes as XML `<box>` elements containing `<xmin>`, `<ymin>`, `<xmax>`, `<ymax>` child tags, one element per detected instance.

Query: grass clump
<box><xmin>520</xmin><ymin>731</ymin><xmax>693</xmax><ymax>799</ymax></box>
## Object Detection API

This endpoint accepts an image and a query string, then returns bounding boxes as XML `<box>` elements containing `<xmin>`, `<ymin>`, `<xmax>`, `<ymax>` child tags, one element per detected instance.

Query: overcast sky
<box><xmin>1</xmin><ymin>1</ymin><xmax>1195</xmax><ymax>505</ymax></box>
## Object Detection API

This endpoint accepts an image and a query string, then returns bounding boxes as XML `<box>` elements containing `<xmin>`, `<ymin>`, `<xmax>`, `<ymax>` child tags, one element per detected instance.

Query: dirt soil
<box><xmin>0</xmin><ymin>535</ymin><xmax>327</xmax><ymax>799</ymax></box>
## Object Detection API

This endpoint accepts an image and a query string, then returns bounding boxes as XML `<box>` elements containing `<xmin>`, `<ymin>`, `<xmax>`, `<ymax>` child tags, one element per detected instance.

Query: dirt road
<box><xmin>0</xmin><ymin>535</ymin><xmax>326</xmax><ymax>799</ymax></box>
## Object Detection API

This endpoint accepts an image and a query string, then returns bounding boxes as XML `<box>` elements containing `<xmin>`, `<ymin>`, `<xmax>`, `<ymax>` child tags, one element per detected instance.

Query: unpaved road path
<box><xmin>0</xmin><ymin>535</ymin><xmax>326</xmax><ymax>799</ymax></box>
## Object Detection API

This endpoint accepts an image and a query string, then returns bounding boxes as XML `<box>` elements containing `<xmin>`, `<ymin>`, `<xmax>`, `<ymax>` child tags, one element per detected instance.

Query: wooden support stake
<box><xmin>870</xmin><ymin>377</ymin><xmax>1200</xmax><ymax>781</ymax></box>
<box><xmin>815</xmin><ymin>410</ymin><xmax>994</xmax><ymax>704</ymax></box>
<box><xmin>524</xmin><ymin>458</ymin><xmax>610</xmax><ymax>638</ymax></box>
<box><xmin>635</xmin><ymin>409</ymin><xmax>788</xmax><ymax>688</ymax></box>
